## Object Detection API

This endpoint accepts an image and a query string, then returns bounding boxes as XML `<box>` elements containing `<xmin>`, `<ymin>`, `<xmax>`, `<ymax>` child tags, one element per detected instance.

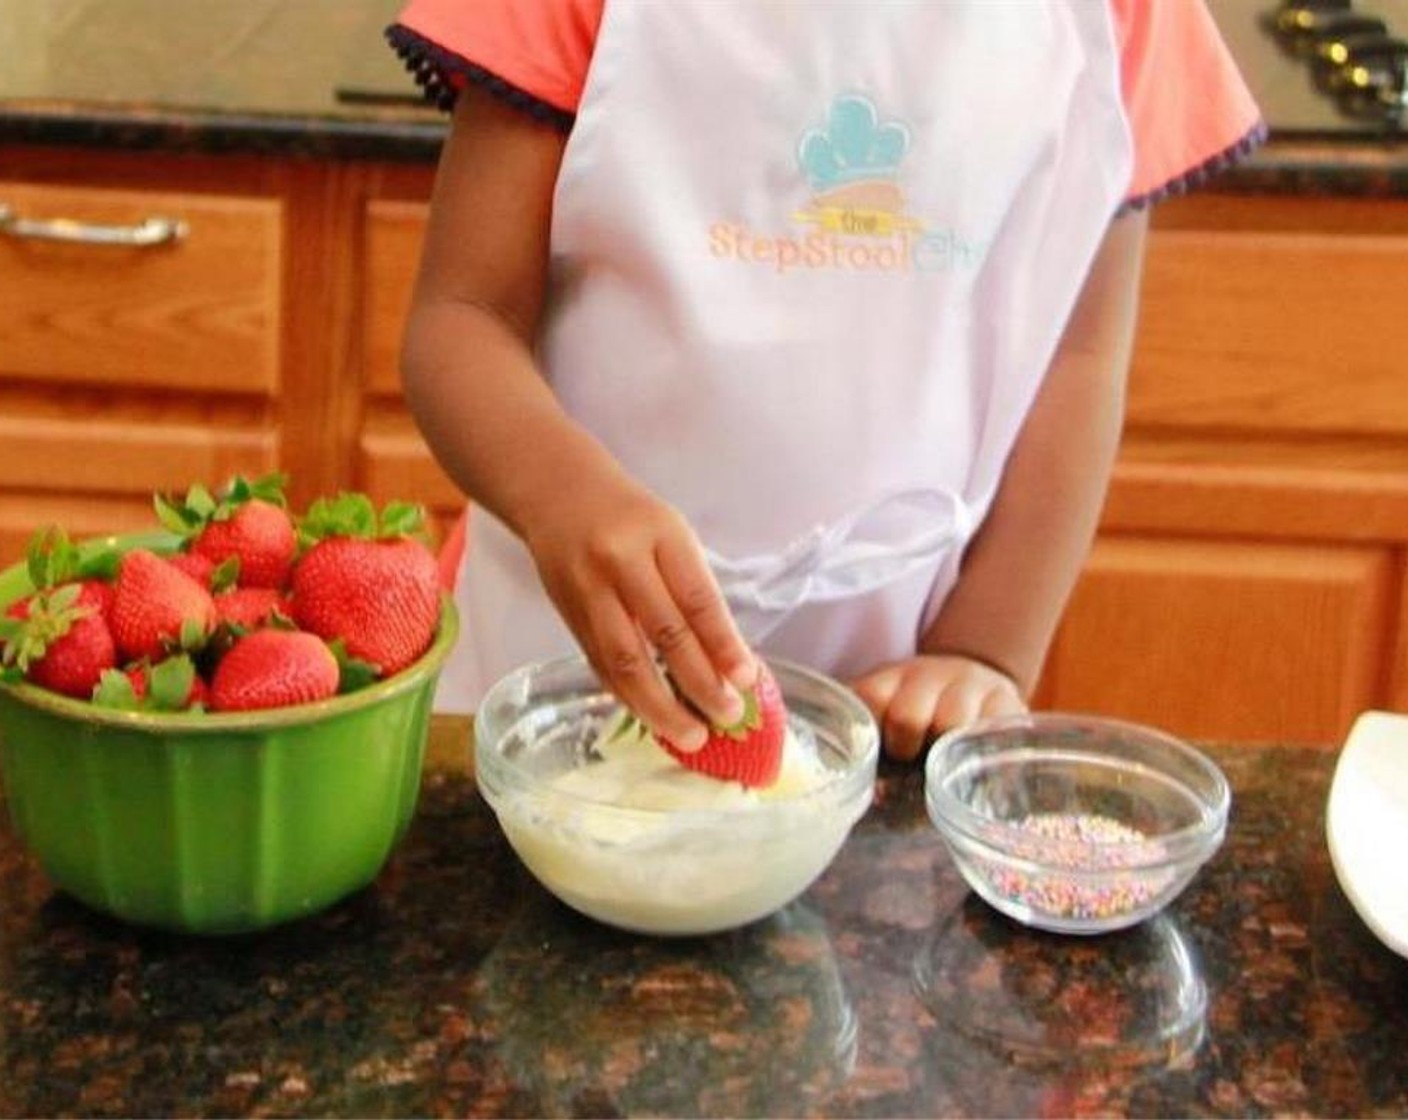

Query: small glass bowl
<box><xmin>474</xmin><ymin>655</ymin><xmax>879</xmax><ymax>936</ymax></box>
<box><xmin>924</xmin><ymin>713</ymin><xmax>1230</xmax><ymax>935</ymax></box>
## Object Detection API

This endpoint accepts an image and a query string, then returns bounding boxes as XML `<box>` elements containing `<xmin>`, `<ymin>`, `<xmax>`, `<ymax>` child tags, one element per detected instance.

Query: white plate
<box><xmin>1326</xmin><ymin>710</ymin><xmax>1408</xmax><ymax>958</ymax></box>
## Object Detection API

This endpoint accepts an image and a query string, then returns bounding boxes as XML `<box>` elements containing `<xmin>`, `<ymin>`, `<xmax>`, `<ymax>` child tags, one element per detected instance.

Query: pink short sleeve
<box><xmin>388</xmin><ymin>0</ymin><xmax>604</xmax><ymax>126</ymax></box>
<box><xmin>1110</xmin><ymin>0</ymin><xmax>1266</xmax><ymax>208</ymax></box>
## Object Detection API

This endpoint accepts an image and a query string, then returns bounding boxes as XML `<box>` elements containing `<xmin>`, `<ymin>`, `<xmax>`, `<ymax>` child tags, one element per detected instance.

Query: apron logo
<box><xmin>795</xmin><ymin>94</ymin><xmax>920</xmax><ymax>237</ymax></box>
<box><xmin>708</xmin><ymin>93</ymin><xmax>986</xmax><ymax>275</ymax></box>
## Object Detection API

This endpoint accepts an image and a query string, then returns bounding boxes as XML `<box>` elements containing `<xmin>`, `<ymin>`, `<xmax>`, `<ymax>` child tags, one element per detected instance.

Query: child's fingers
<box><xmin>655</xmin><ymin>536</ymin><xmax>757</xmax><ymax>692</ymax></box>
<box><xmin>980</xmin><ymin>682</ymin><xmax>1027</xmax><ymax>721</ymax></box>
<box><xmin>847</xmin><ymin>665</ymin><xmax>902</xmax><ymax>716</ymax></box>
<box><xmin>614</xmin><ymin>564</ymin><xmax>746</xmax><ymax>730</ymax></box>
<box><xmin>880</xmin><ymin>683</ymin><xmax>934</xmax><ymax>761</ymax></box>
<box><xmin>933</xmin><ymin>683</ymin><xmax>985</xmax><ymax>738</ymax></box>
<box><xmin>581</xmin><ymin>593</ymin><xmax>708</xmax><ymax>752</ymax></box>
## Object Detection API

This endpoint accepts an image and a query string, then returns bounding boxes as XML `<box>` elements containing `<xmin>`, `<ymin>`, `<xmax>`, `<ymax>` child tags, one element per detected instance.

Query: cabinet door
<box><xmin>359</xmin><ymin>199</ymin><xmax>462</xmax><ymax>534</ymax></box>
<box><xmin>0</xmin><ymin>181</ymin><xmax>283</xmax><ymax>563</ymax></box>
<box><xmin>1041</xmin><ymin>536</ymin><xmax>1396</xmax><ymax>745</ymax></box>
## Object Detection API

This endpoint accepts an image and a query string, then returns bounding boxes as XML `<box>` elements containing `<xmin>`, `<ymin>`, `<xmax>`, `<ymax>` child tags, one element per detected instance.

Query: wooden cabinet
<box><xmin>0</xmin><ymin>146</ymin><xmax>451</xmax><ymax>563</ymax></box>
<box><xmin>0</xmin><ymin>174</ymin><xmax>285</xmax><ymax>558</ymax></box>
<box><xmin>2</xmin><ymin>142</ymin><xmax>1405</xmax><ymax>743</ymax></box>
<box><xmin>358</xmin><ymin>198</ymin><xmax>461</xmax><ymax>516</ymax></box>
<box><xmin>0</xmin><ymin>181</ymin><xmax>282</xmax><ymax>393</ymax></box>
<box><xmin>1035</xmin><ymin>195</ymin><xmax>1408</xmax><ymax>745</ymax></box>
<box><xmin>1044</xmin><ymin>537</ymin><xmax>1395</xmax><ymax>743</ymax></box>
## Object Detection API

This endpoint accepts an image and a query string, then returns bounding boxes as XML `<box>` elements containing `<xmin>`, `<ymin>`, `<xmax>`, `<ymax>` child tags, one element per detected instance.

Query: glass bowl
<box><xmin>474</xmin><ymin>655</ymin><xmax>879</xmax><ymax>936</ymax></box>
<box><xmin>0</xmin><ymin>532</ymin><xmax>458</xmax><ymax>935</ymax></box>
<box><xmin>924</xmin><ymin>713</ymin><xmax>1230</xmax><ymax>935</ymax></box>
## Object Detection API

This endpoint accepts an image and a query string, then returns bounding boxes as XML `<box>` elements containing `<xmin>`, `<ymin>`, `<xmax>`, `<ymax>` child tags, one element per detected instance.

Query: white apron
<box><xmin>440</xmin><ymin>0</ymin><xmax>1133</xmax><ymax>712</ymax></box>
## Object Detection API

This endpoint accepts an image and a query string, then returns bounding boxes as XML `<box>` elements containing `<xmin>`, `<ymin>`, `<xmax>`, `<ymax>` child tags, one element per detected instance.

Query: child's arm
<box><xmin>401</xmin><ymin>88</ymin><xmax>755</xmax><ymax>749</ymax></box>
<box><xmin>851</xmin><ymin>209</ymin><xmax>1149</xmax><ymax>759</ymax></box>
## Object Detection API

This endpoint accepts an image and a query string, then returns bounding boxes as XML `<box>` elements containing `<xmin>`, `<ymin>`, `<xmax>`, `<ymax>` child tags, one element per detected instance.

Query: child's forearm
<box><xmin>919</xmin><ymin>346</ymin><xmax>1125</xmax><ymax>694</ymax></box>
<box><xmin>397</xmin><ymin>86</ymin><xmax>631</xmax><ymax>542</ymax></box>
<box><xmin>921</xmin><ymin>211</ymin><xmax>1148</xmax><ymax>693</ymax></box>
<box><xmin>401</xmin><ymin>295</ymin><xmax>634</xmax><ymax>539</ymax></box>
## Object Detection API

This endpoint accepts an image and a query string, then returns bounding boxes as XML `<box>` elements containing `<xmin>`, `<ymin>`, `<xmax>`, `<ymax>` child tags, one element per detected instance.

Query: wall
<box><xmin>0</xmin><ymin>0</ymin><xmax>408</xmax><ymax>114</ymax></box>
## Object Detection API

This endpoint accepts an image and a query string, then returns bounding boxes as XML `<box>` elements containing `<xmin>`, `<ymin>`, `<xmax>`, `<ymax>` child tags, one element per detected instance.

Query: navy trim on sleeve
<box><xmin>1117</xmin><ymin>119</ymin><xmax>1269</xmax><ymax>215</ymax></box>
<box><xmin>385</xmin><ymin>23</ymin><xmax>575</xmax><ymax>132</ymax></box>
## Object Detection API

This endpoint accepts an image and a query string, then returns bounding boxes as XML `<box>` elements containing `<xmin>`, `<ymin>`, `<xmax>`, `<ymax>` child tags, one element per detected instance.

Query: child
<box><xmin>388</xmin><ymin>0</ymin><xmax>1262</xmax><ymax>760</ymax></box>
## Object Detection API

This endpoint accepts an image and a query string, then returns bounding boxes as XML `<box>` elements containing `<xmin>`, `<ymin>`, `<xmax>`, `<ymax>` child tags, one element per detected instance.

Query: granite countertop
<box><xmin>0</xmin><ymin>716</ymin><xmax>1403</xmax><ymax>1118</ymax></box>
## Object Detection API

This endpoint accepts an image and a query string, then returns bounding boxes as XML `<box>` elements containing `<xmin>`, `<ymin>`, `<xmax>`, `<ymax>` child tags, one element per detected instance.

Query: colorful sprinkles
<box><xmin>979</xmin><ymin>812</ymin><xmax>1173</xmax><ymax>922</ymax></box>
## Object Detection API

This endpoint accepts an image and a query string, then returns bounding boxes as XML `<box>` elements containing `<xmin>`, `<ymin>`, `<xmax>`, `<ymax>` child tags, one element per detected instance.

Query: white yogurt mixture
<box><xmin>492</xmin><ymin>707</ymin><xmax>862</xmax><ymax>935</ymax></box>
<box><xmin>554</xmin><ymin>708</ymin><xmax>829</xmax><ymax>811</ymax></box>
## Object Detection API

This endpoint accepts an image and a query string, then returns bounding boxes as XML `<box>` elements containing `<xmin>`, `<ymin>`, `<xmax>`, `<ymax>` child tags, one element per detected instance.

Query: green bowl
<box><xmin>0</xmin><ymin>532</ymin><xmax>459</xmax><ymax>934</ymax></box>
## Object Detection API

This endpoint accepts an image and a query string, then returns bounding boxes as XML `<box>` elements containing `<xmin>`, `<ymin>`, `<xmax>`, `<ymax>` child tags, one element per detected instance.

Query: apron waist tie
<box><xmin>705</xmin><ymin>487</ymin><xmax>972</xmax><ymax>643</ymax></box>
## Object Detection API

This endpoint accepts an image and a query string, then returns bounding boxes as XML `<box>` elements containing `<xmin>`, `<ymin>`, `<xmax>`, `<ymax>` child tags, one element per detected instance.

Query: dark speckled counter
<box><xmin>0</xmin><ymin>96</ymin><xmax>1388</xmax><ymax>185</ymax></box>
<box><xmin>0</xmin><ymin>97</ymin><xmax>449</xmax><ymax>163</ymax></box>
<box><xmin>7</xmin><ymin>92</ymin><xmax>1408</xmax><ymax>203</ymax></box>
<box><xmin>0</xmin><ymin>718</ymin><xmax>1403</xmax><ymax>1118</ymax></box>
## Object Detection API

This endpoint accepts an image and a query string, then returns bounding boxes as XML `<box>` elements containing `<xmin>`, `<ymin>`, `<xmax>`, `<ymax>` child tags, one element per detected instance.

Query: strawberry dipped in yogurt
<box><xmin>482</xmin><ymin>662</ymin><xmax>868</xmax><ymax>936</ymax></box>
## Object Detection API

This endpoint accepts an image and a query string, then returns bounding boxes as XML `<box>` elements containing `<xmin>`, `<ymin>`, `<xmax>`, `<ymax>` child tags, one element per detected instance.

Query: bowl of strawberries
<box><xmin>0</xmin><ymin>476</ymin><xmax>457</xmax><ymax>935</ymax></box>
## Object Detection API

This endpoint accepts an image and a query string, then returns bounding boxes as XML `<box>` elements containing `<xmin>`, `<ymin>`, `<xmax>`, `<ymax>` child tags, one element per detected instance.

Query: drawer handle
<box><xmin>0</xmin><ymin>203</ymin><xmax>188</xmax><ymax>247</ymax></box>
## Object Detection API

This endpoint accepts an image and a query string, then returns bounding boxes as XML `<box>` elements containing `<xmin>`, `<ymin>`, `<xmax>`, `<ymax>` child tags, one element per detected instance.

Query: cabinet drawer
<box><xmin>1131</xmin><ymin>229</ymin><xmax>1408</xmax><ymax>437</ymax></box>
<box><xmin>0</xmin><ymin>182</ymin><xmax>282</xmax><ymax>394</ymax></box>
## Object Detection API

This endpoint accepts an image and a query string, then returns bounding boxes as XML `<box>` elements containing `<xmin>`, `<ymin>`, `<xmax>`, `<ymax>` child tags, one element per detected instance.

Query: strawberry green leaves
<box><xmin>93</xmin><ymin>655</ymin><xmax>202</xmax><ymax>712</ymax></box>
<box><xmin>155</xmin><ymin>483</ymin><xmax>218</xmax><ymax>536</ymax></box>
<box><xmin>154</xmin><ymin>473</ymin><xmax>290</xmax><ymax>537</ymax></box>
<box><xmin>380</xmin><ymin>501</ymin><xmax>426</xmax><ymax>539</ymax></box>
<box><xmin>328</xmin><ymin>639</ymin><xmax>381</xmax><ymax>695</ymax></box>
<box><xmin>24</xmin><ymin>526</ymin><xmax>119</xmax><ymax>589</ymax></box>
<box><xmin>1</xmin><ymin>584</ymin><xmax>90</xmax><ymax>673</ymax></box>
<box><xmin>92</xmin><ymin>669</ymin><xmax>141</xmax><ymax>710</ymax></box>
<box><xmin>297</xmin><ymin>493</ymin><xmax>429</xmax><ymax>548</ymax></box>
<box><xmin>299</xmin><ymin>492</ymin><xmax>377</xmax><ymax>545</ymax></box>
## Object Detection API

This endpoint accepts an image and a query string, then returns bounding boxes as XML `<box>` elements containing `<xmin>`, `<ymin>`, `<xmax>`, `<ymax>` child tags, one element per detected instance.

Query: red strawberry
<box><xmin>167</xmin><ymin>552</ymin><xmax>216</xmax><ymax>588</ymax></box>
<box><xmin>660</xmin><ymin>662</ymin><xmax>787</xmax><ymax>789</ymax></box>
<box><xmin>109</xmin><ymin>550</ymin><xmax>217</xmax><ymax>663</ymax></box>
<box><xmin>124</xmin><ymin>665</ymin><xmax>148</xmax><ymax>701</ymax></box>
<box><xmin>291</xmin><ymin>495</ymin><xmax>440</xmax><ymax>678</ymax></box>
<box><xmin>156</xmin><ymin>475</ymin><xmax>297</xmax><ymax>590</ymax></box>
<box><xmin>190</xmin><ymin>498</ymin><xmax>296</xmax><ymax>590</ymax></box>
<box><xmin>209</xmin><ymin>629</ymin><xmax>339</xmax><ymax>712</ymax></box>
<box><xmin>80</xmin><ymin>579</ymin><xmax>114</xmax><ymax>618</ymax></box>
<box><xmin>6</xmin><ymin>579</ymin><xmax>112</xmax><ymax>624</ymax></box>
<box><xmin>213</xmin><ymin>587</ymin><xmax>289</xmax><ymax>631</ymax></box>
<box><xmin>0</xmin><ymin>583</ymin><xmax>117</xmax><ymax>700</ymax></box>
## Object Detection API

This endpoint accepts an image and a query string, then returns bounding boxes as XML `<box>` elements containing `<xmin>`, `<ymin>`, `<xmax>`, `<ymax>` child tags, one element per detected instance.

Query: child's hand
<box><xmin>522</xmin><ymin>476</ymin><xmax>757</xmax><ymax>752</ymax></box>
<box><xmin>848</xmin><ymin>654</ymin><xmax>1027</xmax><ymax>761</ymax></box>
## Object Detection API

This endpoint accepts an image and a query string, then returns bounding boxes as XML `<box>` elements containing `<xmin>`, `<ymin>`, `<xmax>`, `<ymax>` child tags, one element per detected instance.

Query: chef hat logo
<box><xmin>798</xmin><ymin>94</ymin><xmax>911</xmax><ymax>193</ymax></box>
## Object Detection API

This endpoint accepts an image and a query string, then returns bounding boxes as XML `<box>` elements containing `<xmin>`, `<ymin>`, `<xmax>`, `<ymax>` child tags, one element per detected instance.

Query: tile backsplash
<box><xmin>0</xmin><ymin>0</ymin><xmax>413</xmax><ymax>114</ymax></box>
